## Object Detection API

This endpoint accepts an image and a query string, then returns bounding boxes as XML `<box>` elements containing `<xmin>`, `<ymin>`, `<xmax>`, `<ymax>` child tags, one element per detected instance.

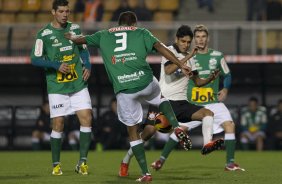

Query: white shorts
<box><xmin>241</xmin><ymin>131</ymin><xmax>265</xmax><ymax>141</ymax></box>
<box><xmin>117</xmin><ymin>77</ymin><xmax>162</xmax><ymax>126</ymax></box>
<box><xmin>180</xmin><ymin>103</ymin><xmax>233</xmax><ymax>134</ymax></box>
<box><xmin>48</xmin><ymin>88</ymin><xmax>92</xmax><ymax>118</ymax></box>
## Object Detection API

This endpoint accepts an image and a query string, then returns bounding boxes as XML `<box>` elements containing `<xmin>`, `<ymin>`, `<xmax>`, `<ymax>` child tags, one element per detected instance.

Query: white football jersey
<box><xmin>159</xmin><ymin>45</ymin><xmax>196</xmax><ymax>101</ymax></box>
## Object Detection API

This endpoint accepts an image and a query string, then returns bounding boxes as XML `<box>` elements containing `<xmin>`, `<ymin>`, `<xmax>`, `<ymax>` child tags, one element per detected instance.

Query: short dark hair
<box><xmin>176</xmin><ymin>25</ymin><xmax>193</xmax><ymax>39</ymax></box>
<box><xmin>52</xmin><ymin>0</ymin><xmax>69</xmax><ymax>11</ymax></box>
<box><xmin>118</xmin><ymin>11</ymin><xmax>137</xmax><ymax>26</ymax></box>
<box><xmin>249</xmin><ymin>96</ymin><xmax>258</xmax><ymax>103</ymax></box>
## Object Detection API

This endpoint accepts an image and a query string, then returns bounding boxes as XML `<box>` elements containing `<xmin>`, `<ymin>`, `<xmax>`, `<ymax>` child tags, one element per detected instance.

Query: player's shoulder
<box><xmin>68</xmin><ymin>22</ymin><xmax>81</xmax><ymax>30</ymax></box>
<box><xmin>36</xmin><ymin>24</ymin><xmax>53</xmax><ymax>38</ymax></box>
<box><xmin>209</xmin><ymin>49</ymin><xmax>224</xmax><ymax>57</ymax></box>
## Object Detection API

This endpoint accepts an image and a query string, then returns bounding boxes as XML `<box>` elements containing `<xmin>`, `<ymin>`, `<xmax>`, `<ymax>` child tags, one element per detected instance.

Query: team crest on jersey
<box><xmin>210</xmin><ymin>50</ymin><xmax>222</xmax><ymax>56</ymax></box>
<box><xmin>52</xmin><ymin>39</ymin><xmax>62</xmax><ymax>47</ymax></box>
<box><xmin>209</xmin><ymin>58</ymin><xmax>217</xmax><ymax>69</ymax></box>
<box><xmin>41</xmin><ymin>29</ymin><xmax>53</xmax><ymax>36</ymax></box>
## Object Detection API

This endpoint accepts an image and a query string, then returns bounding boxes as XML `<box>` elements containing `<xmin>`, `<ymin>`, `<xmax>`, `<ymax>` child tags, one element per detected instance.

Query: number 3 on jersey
<box><xmin>114</xmin><ymin>32</ymin><xmax>127</xmax><ymax>52</ymax></box>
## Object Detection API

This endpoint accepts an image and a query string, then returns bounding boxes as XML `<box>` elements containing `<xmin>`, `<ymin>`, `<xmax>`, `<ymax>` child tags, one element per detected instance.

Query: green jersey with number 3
<box><xmin>187</xmin><ymin>49</ymin><xmax>230</xmax><ymax>105</ymax></box>
<box><xmin>31</xmin><ymin>22</ymin><xmax>87</xmax><ymax>94</ymax></box>
<box><xmin>85</xmin><ymin>26</ymin><xmax>158</xmax><ymax>94</ymax></box>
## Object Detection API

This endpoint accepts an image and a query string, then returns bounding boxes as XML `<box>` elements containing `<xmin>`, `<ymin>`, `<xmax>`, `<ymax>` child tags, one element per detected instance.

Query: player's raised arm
<box><xmin>153</xmin><ymin>42</ymin><xmax>191</xmax><ymax>76</ymax></box>
<box><xmin>64</xmin><ymin>32</ymin><xmax>87</xmax><ymax>45</ymax></box>
<box><xmin>191</xmin><ymin>69</ymin><xmax>220</xmax><ymax>87</ymax></box>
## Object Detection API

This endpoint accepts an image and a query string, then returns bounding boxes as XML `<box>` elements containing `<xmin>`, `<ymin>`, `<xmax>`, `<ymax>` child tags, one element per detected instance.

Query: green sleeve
<box><xmin>143</xmin><ymin>28</ymin><xmax>159</xmax><ymax>53</ymax></box>
<box><xmin>85</xmin><ymin>31</ymin><xmax>101</xmax><ymax>48</ymax></box>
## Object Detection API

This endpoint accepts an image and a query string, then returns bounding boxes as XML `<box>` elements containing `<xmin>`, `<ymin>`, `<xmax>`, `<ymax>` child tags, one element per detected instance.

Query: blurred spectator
<box><xmin>240</xmin><ymin>97</ymin><xmax>267</xmax><ymax>151</ymax></box>
<box><xmin>96</xmin><ymin>98</ymin><xmax>128</xmax><ymax>150</ymax></box>
<box><xmin>128</xmin><ymin>0</ymin><xmax>152</xmax><ymax>21</ymax></box>
<box><xmin>111</xmin><ymin>0</ymin><xmax>131</xmax><ymax>21</ymax></box>
<box><xmin>83</xmin><ymin>0</ymin><xmax>104</xmax><ymax>22</ymax></box>
<box><xmin>66</xmin><ymin>114</ymin><xmax>81</xmax><ymax>150</ymax></box>
<box><xmin>111</xmin><ymin>0</ymin><xmax>152</xmax><ymax>21</ymax></box>
<box><xmin>246</xmin><ymin>0</ymin><xmax>267</xmax><ymax>21</ymax></box>
<box><xmin>197</xmin><ymin>0</ymin><xmax>214</xmax><ymax>13</ymax></box>
<box><xmin>266</xmin><ymin>0</ymin><xmax>282</xmax><ymax>20</ymax></box>
<box><xmin>74</xmin><ymin>0</ymin><xmax>86</xmax><ymax>13</ymax></box>
<box><xmin>267</xmin><ymin>99</ymin><xmax>282</xmax><ymax>150</ymax></box>
<box><xmin>31</xmin><ymin>101</ymin><xmax>51</xmax><ymax>150</ymax></box>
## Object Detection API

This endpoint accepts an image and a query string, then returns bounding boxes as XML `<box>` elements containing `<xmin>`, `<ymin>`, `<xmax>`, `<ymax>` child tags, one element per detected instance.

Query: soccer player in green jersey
<box><xmin>65</xmin><ymin>11</ymin><xmax>193</xmax><ymax>182</ymax></box>
<box><xmin>151</xmin><ymin>24</ymin><xmax>245</xmax><ymax>172</ymax></box>
<box><xmin>31</xmin><ymin>0</ymin><xmax>93</xmax><ymax>176</ymax></box>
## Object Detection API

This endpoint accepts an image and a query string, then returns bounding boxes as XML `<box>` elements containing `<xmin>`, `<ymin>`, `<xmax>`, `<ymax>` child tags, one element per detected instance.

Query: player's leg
<box><xmin>49</xmin><ymin>93</ymin><xmax>72</xmax><ymax>175</ymax></box>
<box><xmin>117</xmin><ymin>92</ymin><xmax>152</xmax><ymax>182</ymax></box>
<box><xmin>191</xmin><ymin>107</ymin><xmax>224</xmax><ymax>154</ymax></box>
<box><xmin>50</xmin><ymin>116</ymin><xmax>64</xmax><ymax>175</ymax></box>
<box><xmin>120</xmin><ymin>124</ymin><xmax>156</xmax><ymax>177</ymax></box>
<box><xmin>146</xmin><ymin>78</ymin><xmax>192</xmax><ymax>150</ymax></box>
<box><xmin>72</xmin><ymin>88</ymin><xmax>93</xmax><ymax>175</ymax></box>
<box><xmin>208</xmin><ymin>102</ymin><xmax>245</xmax><ymax>171</ymax></box>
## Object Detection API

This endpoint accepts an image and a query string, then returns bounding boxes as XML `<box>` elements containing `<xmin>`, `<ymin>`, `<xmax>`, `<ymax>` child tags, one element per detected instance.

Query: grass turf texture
<box><xmin>0</xmin><ymin>150</ymin><xmax>281</xmax><ymax>184</ymax></box>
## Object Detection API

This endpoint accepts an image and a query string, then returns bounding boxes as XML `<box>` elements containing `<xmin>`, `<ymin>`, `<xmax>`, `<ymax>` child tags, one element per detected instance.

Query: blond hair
<box><xmin>194</xmin><ymin>24</ymin><xmax>209</xmax><ymax>36</ymax></box>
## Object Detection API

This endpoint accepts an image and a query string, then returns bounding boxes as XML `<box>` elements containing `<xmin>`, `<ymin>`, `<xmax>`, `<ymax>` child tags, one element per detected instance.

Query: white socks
<box><xmin>202</xmin><ymin>116</ymin><xmax>214</xmax><ymax>145</ymax></box>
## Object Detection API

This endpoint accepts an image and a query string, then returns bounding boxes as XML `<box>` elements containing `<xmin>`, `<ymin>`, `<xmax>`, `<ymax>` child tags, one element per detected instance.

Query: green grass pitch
<box><xmin>0</xmin><ymin>150</ymin><xmax>281</xmax><ymax>184</ymax></box>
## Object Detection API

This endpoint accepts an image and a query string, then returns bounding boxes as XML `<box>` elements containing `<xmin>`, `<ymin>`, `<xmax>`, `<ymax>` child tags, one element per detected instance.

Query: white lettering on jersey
<box><xmin>34</xmin><ymin>39</ymin><xmax>43</xmax><ymax>57</ymax></box>
<box><xmin>114</xmin><ymin>32</ymin><xmax>127</xmax><ymax>52</ymax></box>
<box><xmin>60</xmin><ymin>46</ymin><xmax>72</xmax><ymax>52</ymax></box>
<box><xmin>220</xmin><ymin>58</ymin><xmax>230</xmax><ymax>74</ymax></box>
<box><xmin>70</xmin><ymin>24</ymin><xmax>80</xmax><ymax>30</ymax></box>
<box><xmin>210</xmin><ymin>50</ymin><xmax>222</xmax><ymax>56</ymax></box>
<box><xmin>41</xmin><ymin>29</ymin><xmax>52</xmax><ymax>36</ymax></box>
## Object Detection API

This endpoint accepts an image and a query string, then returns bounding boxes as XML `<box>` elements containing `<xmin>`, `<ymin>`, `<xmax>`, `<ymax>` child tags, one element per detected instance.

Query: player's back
<box><xmin>86</xmin><ymin>26</ymin><xmax>158</xmax><ymax>93</ymax></box>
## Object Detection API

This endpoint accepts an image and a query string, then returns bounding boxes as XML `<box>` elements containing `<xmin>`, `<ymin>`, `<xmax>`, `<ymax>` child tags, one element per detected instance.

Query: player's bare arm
<box><xmin>153</xmin><ymin>42</ymin><xmax>191</xmax><ymax>76</ymax></box>
<box><xmin>218</xmin><ymin>88</ymin><xmax>229</xmax><ymax>102</ymax></box>
<box><xmin>191</xmin><ymin>69</ymin><xmax>220</xmax><ymax>87</ymax></box>
<box><xmin>64</xmin><ymin>32</ymin><xmax>87</xmax><ymax>44</ymax></box>
<box><xmin>82</xmin><ymin>67</ymin><xmax>91</xmax><ymax>81</ymax></box>
<box><xmin>165</xmin><ymin>47</ymin><xmax>198</xmax><ymax>75</ymax></box>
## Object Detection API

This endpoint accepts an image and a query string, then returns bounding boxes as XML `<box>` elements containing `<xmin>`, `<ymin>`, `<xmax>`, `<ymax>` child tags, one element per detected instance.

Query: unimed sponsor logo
<box><xmin>52</xmin><ymin>104</ymin><xmax>64</xmax><ymax>109</ymax></box>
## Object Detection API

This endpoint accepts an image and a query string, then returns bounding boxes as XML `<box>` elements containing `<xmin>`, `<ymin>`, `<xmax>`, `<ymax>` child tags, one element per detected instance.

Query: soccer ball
<box><xmin>154</xmin><ymin>114</ymin><xmax>173</xmax><ymax>133</ymax></box>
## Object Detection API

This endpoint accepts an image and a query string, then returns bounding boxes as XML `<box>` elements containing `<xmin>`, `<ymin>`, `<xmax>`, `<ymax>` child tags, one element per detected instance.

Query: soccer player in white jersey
<box><xmin>119</xmin><ymin>25</ymin><xmax>223</xmax><ymax>176</ymax></box>
<box><xmin>150</xmin><ymin>24</ymin><xmax>245</xmax><ymax>172</ymax></box>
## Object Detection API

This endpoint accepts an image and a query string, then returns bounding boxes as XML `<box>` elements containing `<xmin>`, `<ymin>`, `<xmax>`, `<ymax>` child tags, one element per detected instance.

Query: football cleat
<box><xmin>75</xmin><ymin>161</ymin><xmax>89</xmax><ymax>175</ymax></box>
<box><xmin>136</xmin><ymin>173</ymin><xmax>152</xmax><ymax>182</ymax></box>
<box><xmin>150</xmin><ymin>160</ymin><xmax>163</xmax><ymax>171</ymax></box>
<box><xmin>118</xmin><ymin>162</ymin><xmax>129</xmax><ymax>177</ymax></box>
<box><xmin>52</xmin><ymin>164</ymin><xmax>63</xmax><ymax>176</ymax></box>
<box><xmin>201</xmin><ymin>138</ymin><xmax>224</xmax><ymax>155</ymax></box>
<box><xmin>174</xmin><ymin>127</ymin><xmax>192</xmax><ymax>150</ymax></box>
<box><xmin>225</xmin><ymin>163</ymin><xmax>245</xmax><ymax>171</ymax></box>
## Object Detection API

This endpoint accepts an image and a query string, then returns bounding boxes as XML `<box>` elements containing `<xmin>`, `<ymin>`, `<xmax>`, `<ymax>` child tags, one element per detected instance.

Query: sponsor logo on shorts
<box><xmin>52</xmin><ymin>104</ymin><xmax>64</xmax><ymax>109</ymax></box>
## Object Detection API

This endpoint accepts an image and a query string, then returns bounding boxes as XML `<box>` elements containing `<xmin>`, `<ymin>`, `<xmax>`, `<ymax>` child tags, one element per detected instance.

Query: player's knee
<box><xmin>204</xmin><ymin>109</ymin><xmax>214</xmax><ymax>117</ymax></box>
<box><xmin>223</xmin><ymin>121</ymin><xmax>235</xmax><ymax>133</ymax></box>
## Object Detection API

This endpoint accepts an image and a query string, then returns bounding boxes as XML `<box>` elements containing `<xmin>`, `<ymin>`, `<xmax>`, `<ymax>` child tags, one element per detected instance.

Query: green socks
<box><xmin>131</xmin><ymin>140</ymin><xmax>149</xmax><ymax>175</ymax></box>
<box><xmin>161</xmin><ymin>137</ymin><xmax>178</xmax><ymax>160</ymax></box>
<box><xmin>159</xmin><ymin>100</ymin><xmax>179</xmax><ymax>128</ymax></box>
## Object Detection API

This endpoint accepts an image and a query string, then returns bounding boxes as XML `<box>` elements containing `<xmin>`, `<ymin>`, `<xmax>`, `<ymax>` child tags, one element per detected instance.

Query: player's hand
<box><xmin>64</xmin><ymin>32</ymin><xmax>73</xmax><ymax>40</ymax></box>
<box><xmin>209</xmin><ymin>69</ymin><xmax>220</xmax><ymax>81</ymax></box>
<box><xmin>58</xmin><ymin>63</ymin><xmax>70</xmax><ymax>74</ymax></box>
<box><xmin>218</xmin><ymin>88</ymin><xmax>228</xmax><ymax>102</ymax></box>
<box><xmin>180</xmin><ymin>65</ymin><xmax>192</xmax><ymax>77</ymax></box>
<box><xmin>82</xmin><ymin>67</ymin><xmax>91</xmax><ymax>81</ymax></box>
